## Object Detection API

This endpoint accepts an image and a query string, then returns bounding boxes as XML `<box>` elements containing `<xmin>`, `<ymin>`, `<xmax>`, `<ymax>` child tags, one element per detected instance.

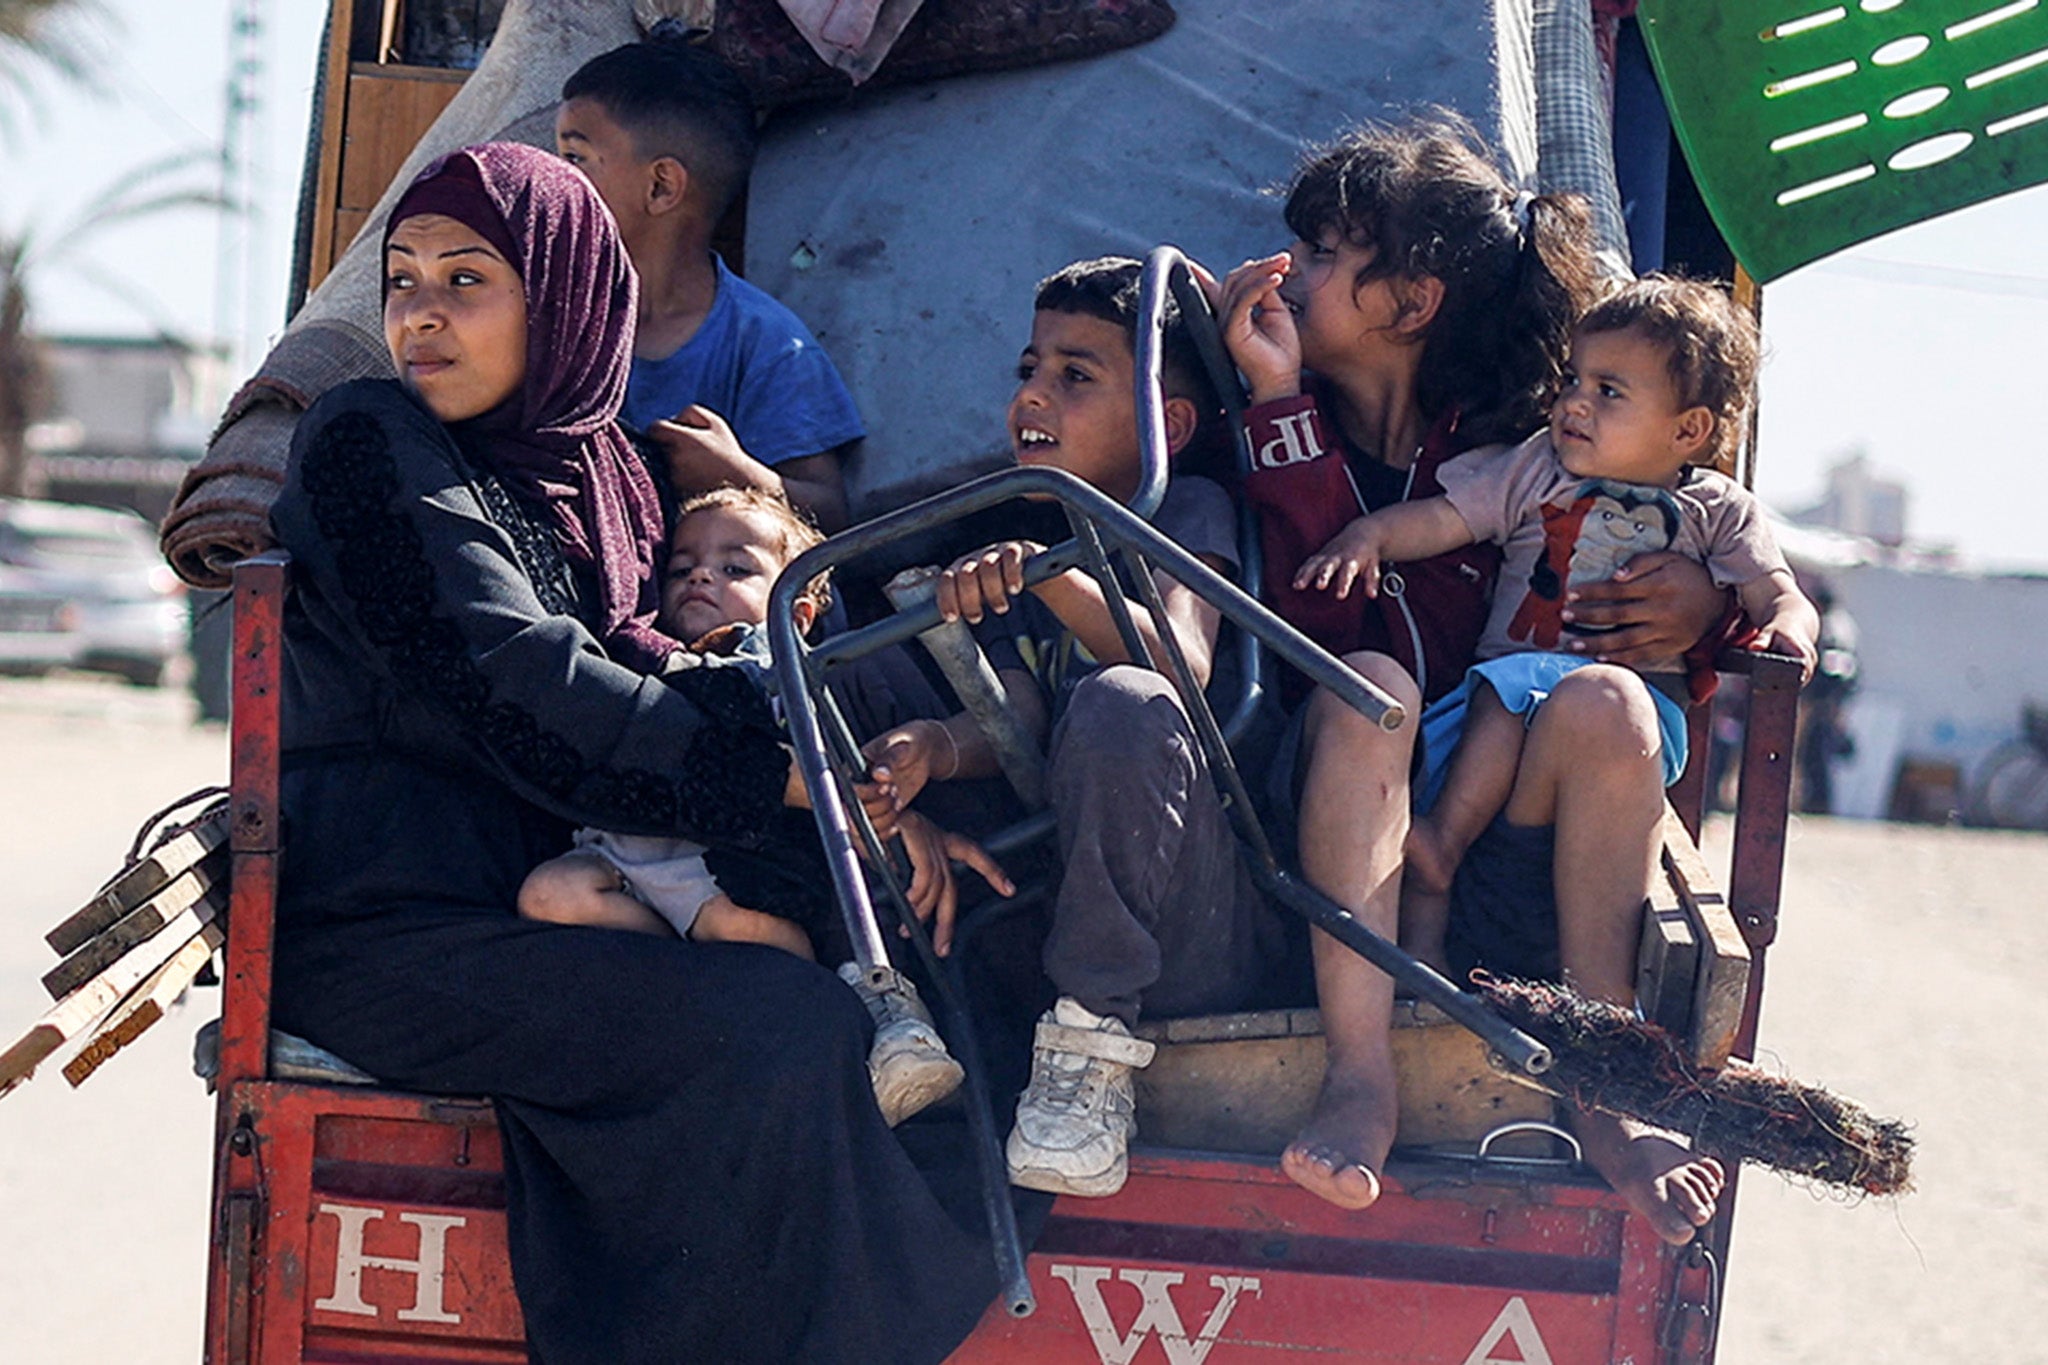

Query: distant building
<box><xmin>1787</xmin><ymin>450</ymin><xmax>1911</xmax><ymax>547</ymax></box>
<box><xmin>25</xmin><ymin>335</ymin><xmax>228</xmax><ymax>522</ymax></box>
<box><xmin>1768</xmin><ymin>509</ymin><xmax>2046</xmax><ymax>824</ymax></box>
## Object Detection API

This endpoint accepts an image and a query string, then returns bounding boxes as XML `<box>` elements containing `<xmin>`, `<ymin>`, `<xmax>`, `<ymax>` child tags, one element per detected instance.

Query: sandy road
<box><xmin>0</xmin><ymin>672</ymin><xmax>2041</xmax><ymax>1361</ymax></box>
<box><xmin>1713</xmin><ymin>814</ymin><xmax>2048</xmax><ymax>1362</ymax></box>
<box><xmin>0</xmin><ymin>677</ymin><xmax>223</xmax><ymax>1364</ymax></box>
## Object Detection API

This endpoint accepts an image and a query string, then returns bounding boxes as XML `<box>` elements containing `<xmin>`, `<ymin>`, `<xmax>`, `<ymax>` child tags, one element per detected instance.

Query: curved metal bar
<box><xmin>1130</xmin><ymin>249</ymin><xmax>1179</xmax><ymax>522</ymax></box>
<box><xmin>766</xmin><ymin>587</ymin><xmax>1035</xmax><ymax>1314</ymax></box>
<box><xmin>857</xmin><ymin>820</ymin><xmax>1038</xmax><ymax>1318</ymax></box>
<box><xmin>1250</xmin><ymin>865</ymin><xmax>1553</xmax><ymax>1076</ymax></box>
<box><xmin>1143</xmin><ymin>245</ymin><xmax>1267</xmax><ymax>747</ymax></box>
<box><xmin>1478</xmin><ymin>1120</ymin><xmax>1583</xmax><ymax>1164</ymax></box>
<box><xmin>1149</xmin><ymin>245</ymin><xmax>1249</xmax><ymax>432</ymax></box>
<box><xmin>779</xmin><ymin>465</ymin><xmax>1407</xmax><ymax>732</ymax></box>
<box><xmin>809</xmin><ymin>540</ymin><xmax>1083</xmax><ymax>672</ymax></box>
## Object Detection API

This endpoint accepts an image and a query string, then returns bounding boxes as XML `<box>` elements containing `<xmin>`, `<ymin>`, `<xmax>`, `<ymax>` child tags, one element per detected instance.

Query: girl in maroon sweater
<box><xmin>1212</xmin><ymin>115</ymin><xmax>1733</xmax><ymax>1246</ymax></box>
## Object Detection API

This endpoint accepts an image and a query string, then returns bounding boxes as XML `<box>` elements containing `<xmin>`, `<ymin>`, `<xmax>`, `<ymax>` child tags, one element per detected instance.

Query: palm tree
<box><xmin>0</xmin><ymin>151</ymin><xmax>229</xmax><ymax>497</ymax></box>
<box><xmin>0</xmin><ymin>236</ymin><xmax>48</xmax><ymax>497</ymax></box>
<box><xmin>0</xmin><ymin>0</ymin><xmax>102</xmax><ymax>139</ymax></box>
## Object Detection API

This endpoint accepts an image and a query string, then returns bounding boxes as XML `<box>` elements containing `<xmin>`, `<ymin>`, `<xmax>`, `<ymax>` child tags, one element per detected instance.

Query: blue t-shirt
<box><xmin>621</xmin><ymin>255</ymin><xmax>866</xmax><ymax>467</ymax></box>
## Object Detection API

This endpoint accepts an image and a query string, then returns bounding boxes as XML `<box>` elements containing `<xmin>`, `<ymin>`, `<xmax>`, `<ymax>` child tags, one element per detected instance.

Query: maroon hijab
<box><xmin>386</xmin><ymin>142</ymin><xmax>677</xmax><ymax>672</ymax></box>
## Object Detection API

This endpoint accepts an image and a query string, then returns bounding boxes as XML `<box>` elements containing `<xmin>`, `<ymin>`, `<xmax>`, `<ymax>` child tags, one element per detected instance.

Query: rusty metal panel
<box><xmin>954</xmin><ymin>1152</ymin><xmax>1699</xmax><ymax>1363</ymax></box>
<box><xmin>1730</xmin><ymin>655</ymin><xmax>1799</xmax><ymax>961</ymax></box>
<box><xmin>223</xmin><ymin>1083</ymin><xmax>525</xmax><ymax>1364</ymax></box>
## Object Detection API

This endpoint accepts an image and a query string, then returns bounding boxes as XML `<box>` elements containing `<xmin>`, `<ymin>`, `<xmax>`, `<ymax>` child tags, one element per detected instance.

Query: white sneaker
<box><xmin>838</xmin><ymin>962</ymin><xmax>965</xmax><ymax>1127</ymax></box>
<box><xmin>1005</xmin><ymin>997</ymin><xmax>1157</xmax><ymax>1197</ymax></box>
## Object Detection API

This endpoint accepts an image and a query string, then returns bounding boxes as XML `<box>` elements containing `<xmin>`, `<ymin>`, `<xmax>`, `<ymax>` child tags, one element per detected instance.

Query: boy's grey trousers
<box><xmin>1040</xmin><ymin>665</ymin><xmax>1286</xmax><ymax>1027</ymax></box>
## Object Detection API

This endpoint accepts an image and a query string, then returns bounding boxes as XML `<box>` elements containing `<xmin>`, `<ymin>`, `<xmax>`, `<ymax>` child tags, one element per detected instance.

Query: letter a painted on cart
<box><xmin>1461</xmin><ymin>1296</ymin><xmax>1556</xmax><ymax>1365</ymax></box>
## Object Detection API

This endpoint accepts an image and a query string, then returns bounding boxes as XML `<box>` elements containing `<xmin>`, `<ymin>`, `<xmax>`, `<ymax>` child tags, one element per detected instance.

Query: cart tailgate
<box><xmin>956</xmin><ymin>1152</ymin><xmax>1695</xmax><ymax>1364</ymax></box>
<box><xmin>238</xmin><ymin>1090</ymin><xmax>1704</xmax><ymax>1364</ymax></box>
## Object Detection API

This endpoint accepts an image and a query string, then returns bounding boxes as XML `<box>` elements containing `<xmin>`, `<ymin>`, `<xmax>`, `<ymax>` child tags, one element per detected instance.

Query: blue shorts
<box><xmin>1415</xmin><ymin>653</ymin><xmax>1689</xmax><ymax>815</ymax></box>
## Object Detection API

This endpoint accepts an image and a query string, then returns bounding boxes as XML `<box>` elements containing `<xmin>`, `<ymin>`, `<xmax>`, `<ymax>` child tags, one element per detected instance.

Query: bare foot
<box><xmin>1282</xmin><ymin>1070</ymin><xmax>1397</xmax><ymax>1210</ymax></box>
<box><xmin>1575</xmin><ymin>1108</ymin><xmax>1725</xmax><ymax>1245</ymax></box>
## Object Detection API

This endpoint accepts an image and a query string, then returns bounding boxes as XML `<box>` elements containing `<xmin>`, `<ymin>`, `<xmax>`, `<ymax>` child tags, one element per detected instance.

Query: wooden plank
<box><xmin>1660</xmin><ymin>805</ymin><xmax>1753</xmax><ymax>1071</ymax></box>
<box><xmin>1134</xmin><ymin>1004</ymin><xmax>1554</xmax><ymax>1152</ymax></box>
<box><xmin>1635</xmin><ymin>864</ymin><xmax>1699</xmax><ymax>1039</ymax></box>
<box><xmin>61</xmin><ymin>925</ymin><xmax>223</xmax><ymax>1088</ymax></box>
<box><xmin>304</xmin><ymin>0</ymin><xmax>361</xmax><ymax>298</ymax></box>
<box><xmin>336</xmin><ymin>66</ymin><xmax>466</xmax><ymax>212</ymax></box>
<box><xmin>42</xmin><ymin>863</ymin><xmax>227</xmax><ymax>1000</ymax></box>
<box><xmin>328</xmin><ymin>209</ymin><xmax>373</xmax><ymax>275</ymax></box>
<box><xmin>0</xmin><ymin>900</ymin><xmax>219</xmax><ymax>1096</ymax></box>
<box><xmin>44</xmin><ymin>809</ymin><xmax>227</xmax><ymax>956</ymax></box>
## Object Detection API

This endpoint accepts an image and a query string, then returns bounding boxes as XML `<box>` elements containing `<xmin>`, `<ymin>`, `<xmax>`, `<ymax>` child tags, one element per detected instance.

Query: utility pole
<box><xmin>213</xmin><ymin>0</ymin><xmax>265</xmax><ymax>396</ymax></box>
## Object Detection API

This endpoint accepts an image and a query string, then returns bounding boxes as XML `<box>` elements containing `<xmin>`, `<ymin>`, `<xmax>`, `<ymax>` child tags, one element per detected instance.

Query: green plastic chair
<box><xmin>1640</xmin><ymin>0</ymin><xmax>2048</xmax><ymax>280</ymax></box>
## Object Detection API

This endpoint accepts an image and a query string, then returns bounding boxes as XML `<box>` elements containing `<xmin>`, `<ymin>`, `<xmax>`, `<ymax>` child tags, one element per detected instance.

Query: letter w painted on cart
<box><xmin>1050</xmin><ymin>1263</ymin><xmax>1262</xmax><ymax>1365</ymax></box>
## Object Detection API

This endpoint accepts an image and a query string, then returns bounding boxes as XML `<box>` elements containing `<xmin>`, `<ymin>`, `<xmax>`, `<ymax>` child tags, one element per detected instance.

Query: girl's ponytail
<box><xmin>1478</xmin><ymin>188</ymin><xmax>1601</xmax><ymax>443</ymax></box>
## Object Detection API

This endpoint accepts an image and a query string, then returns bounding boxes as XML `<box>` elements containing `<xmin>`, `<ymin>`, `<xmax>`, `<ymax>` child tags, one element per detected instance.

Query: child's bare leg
<box><xmin>1403</xmin><ymin>684</ymin><xmax>1525</xmax><ymax>974</ymax></box>
<box><xmin>519</xmin><ymin>851</ymin><xmax>675</xmax><ymax>935</ymax></box>
<box><xmin>1286</xmin><ymin>651</ymin><xmax>1419</xmax><ymax>1210</ymax></box>
<box><xmin>689</xmin><ymin>894</ymin><xmax>816</xmax><ymax>961</ymax></box>
<box><xmin>1505</xmin><ymin>664</ymin><xmax>1724</xmax><ymax>1244</ymax></box>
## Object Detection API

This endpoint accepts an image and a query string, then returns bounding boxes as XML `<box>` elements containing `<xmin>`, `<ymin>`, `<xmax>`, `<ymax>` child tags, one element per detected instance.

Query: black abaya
<box><xmin>268</xmin><ymin>380</ymin><xmax>997</xmax><ymax>1364</ymax></box>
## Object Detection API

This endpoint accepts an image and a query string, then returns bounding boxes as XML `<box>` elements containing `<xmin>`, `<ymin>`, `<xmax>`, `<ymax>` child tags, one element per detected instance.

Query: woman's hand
<box><xmin>1753</xmin><ymin>618</ymin><xmax>1819</xmax><ymax>685</ymax></box>
<box><xmin>1206</xmin><ymin>253</ymin><xmax>1303</xmax><ymax>404</ymax></box>
<box><xmin>860</xmin><ymin>719</ymin><xmax>957</xmax><ymax>809</ymax></box>
<box><xmin>1560</xmin><ymin>551</ymin><xmax>1730</xmax><ymax>666</ymax></box>
<box><xmin>936</xmin><ymin>540</ymin><xmax>1046</xmax><ymax>625</ymax></box>
<box><xmin>889</xmin><ymin>811</ymin><xmax>1014</xmax><ymax>956</ymax></box>
<box><xmin>1295</xmin><ymin>516</ymin><xmax>1387</xmax><ymax>600</ymax></box>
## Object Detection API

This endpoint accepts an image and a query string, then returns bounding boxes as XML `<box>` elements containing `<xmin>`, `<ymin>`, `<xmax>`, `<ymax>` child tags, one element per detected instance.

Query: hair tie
<box><xmin>646</xmin><ymin>16</ymin><xmax>710</xmax><ymax>44</ymax></box>
<box><xmin>1510</xmin><ymin>189</ymin><xmax>1537</xmax><ymax>239</ymax></box>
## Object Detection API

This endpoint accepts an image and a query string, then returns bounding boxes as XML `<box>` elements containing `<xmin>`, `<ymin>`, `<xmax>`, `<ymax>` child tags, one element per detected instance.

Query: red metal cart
<box><xmin>202</xmin><ymin>467</ymin><xmax>1798</xmax><ymax>1362</ymax></box>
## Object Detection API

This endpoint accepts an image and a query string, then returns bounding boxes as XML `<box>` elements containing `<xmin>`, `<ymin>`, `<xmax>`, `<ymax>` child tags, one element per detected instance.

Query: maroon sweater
<box><xmin>1242</xmin><ymin>389</ymin><xmax>1743</xmax><ymax>706</ymax></box>
<box><xmin>1241</xmin><ymin>390</ymin><xmax>1499</xmax><ymax>705</ymax></box>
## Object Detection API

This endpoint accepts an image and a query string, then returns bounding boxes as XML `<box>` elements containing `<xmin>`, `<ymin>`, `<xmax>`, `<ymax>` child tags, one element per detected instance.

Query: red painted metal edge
<box><xmin>220</xmin><ymin>551</ymin><xmax>288</xmax><ymax>1089</ymax></box>
<box><xmin>1728</xmin><ymin>654</ymin><xmax>1798</xmax><ymax>964</ymax></box>
<box><xmin>208</xmin><ymin>552</ymin><xmax>290</xmax><ymax>1365</ymax></box>
<box><xmin>1690</xmin><ymin>651</ymin><xmax>1801</xmax><ymax>1365</ymax></box>
<box><xmin>956</xmin><ymin>1151</ymin><xmax>1711</xmax><ymax>1363</ymax></box>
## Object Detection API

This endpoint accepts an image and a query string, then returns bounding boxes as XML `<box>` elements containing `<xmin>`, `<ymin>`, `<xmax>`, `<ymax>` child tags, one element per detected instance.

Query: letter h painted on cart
<box><xmin>315</xmin><ymin>1202</ymin><xmax>466</xmax><ymax>1324</ymax></box>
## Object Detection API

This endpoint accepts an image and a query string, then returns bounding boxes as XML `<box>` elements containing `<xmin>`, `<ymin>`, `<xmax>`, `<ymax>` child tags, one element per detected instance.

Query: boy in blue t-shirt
<box><xmin>557</xmin><ymin>40</ymin><xmax>863</xmax><ymax>530</ymax></box>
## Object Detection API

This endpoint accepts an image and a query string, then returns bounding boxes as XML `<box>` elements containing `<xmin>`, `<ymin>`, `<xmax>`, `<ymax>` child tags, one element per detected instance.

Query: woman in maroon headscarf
<box><xmin>267</xmin><ymin>143</ymin><xmax>996</xmax><ymax>1364</ymax></box>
